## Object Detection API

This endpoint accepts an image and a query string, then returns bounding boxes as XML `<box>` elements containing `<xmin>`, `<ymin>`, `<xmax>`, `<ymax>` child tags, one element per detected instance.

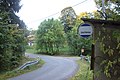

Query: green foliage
<box><xmin>0</xmin><ymin>24</ymin><xmax>25</xmax><ymax>71</ymax></box>
<box><xmin>96</xmin><ymin>28</ymin><xmax>120</xmax><ymax>79</ymax></box>
<box><xmin>36</xmin><ymin>19</ymin><xmax>65</xmax><ymax>55</ymax></box>
<box><xmin>71</xmin><ymin>60</ymin><xmax>93</xmax><ymax>80</ymax></box>
<box><xmin>26</xmin><ymin>45</ymin><xmax>36</xmax><ymax>53</ymax></box>
<box><xmin>0</xmin><ymin>0</ymin><xmax>26</xmax><ymax>28</ymax></box>
<box><xmin>0</xmin><ymin>0</ymin><xmax>26</xmax><ymax>71</ymax></box>
<box><xmin>36</xmin><ymin>18</ymin><xmax>92</xmax><ymax>56</ymax></box>
<box><xmin>36</xmin><ymin>10</ymin><xmax>93</xmax><ymax>56</ymax></box>
<box><xmin>64</xmin><ymin>12</ymin><xmax>92</xmax><ymax>56</ymax></box>
<box><xmin>60</xmin><ymin>7</ymin><xmax>77</xmax><ymax>32</ymax></box>
<box><xmin>66</xmin><ymin>26</ymin><xmax>92</xmax><ymax>56</ymax></box>
<box><xmin>0</xmin><ymin>0</ymin><xmax>21</xmax><ymax>13</ymax></box>
<box><xmin>95</xmin><ymin>0</ymin><xmax>120</xmax><ymax>20</ymax></box>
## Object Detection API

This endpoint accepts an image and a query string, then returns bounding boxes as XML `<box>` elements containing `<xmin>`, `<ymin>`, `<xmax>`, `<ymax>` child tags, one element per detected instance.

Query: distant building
<box><xmin>27</xmin><ymin>35</ymin><xmax>35</xmax><ymax>46</ymax></box>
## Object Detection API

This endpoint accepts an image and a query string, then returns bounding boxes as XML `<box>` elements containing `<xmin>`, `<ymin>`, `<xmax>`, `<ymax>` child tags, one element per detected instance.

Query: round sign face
<box><xmin>78</xmin><ymin>23</ymin><xmax>93</xmax><ymax>38</ymax></box>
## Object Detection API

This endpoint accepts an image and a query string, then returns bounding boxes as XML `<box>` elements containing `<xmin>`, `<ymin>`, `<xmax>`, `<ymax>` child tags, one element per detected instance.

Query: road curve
<box><xmin>9</xmin><ymin>53</ymin><xmax>79</xmax><ymax>80</ymax></box>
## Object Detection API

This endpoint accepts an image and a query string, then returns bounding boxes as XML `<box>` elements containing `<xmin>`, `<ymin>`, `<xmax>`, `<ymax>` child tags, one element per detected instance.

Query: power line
<box><xmin>72</xmin><ymin>0</ymin><xmax>87</xmax><ymax>7</ymax></box>
<box><xmin>28</xmin><ymin>12</ymin><xmax>60</xmax><ymax>23</ymax></box>
<box><xmin>27</xmin><ymin>0</ymin><xmax>88</xmax><ymax>24</ymax></box>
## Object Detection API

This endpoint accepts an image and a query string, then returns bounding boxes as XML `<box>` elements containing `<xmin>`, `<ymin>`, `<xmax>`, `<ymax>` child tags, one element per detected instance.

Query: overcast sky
<box><xmin>17</xmin><ymin>0</ymin><xmax>97</xmax><ymax>30</ymax></box>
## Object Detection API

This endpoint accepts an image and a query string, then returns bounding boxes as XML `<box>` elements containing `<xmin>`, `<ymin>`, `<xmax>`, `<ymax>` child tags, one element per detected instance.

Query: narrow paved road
<box><xmin>9</xmin><ymin>53</ymin><xmax>79</xmax><ymax>80</ymax></box>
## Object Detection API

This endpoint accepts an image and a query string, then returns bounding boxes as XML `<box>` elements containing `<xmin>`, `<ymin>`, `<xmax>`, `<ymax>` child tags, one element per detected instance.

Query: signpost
<box><xmin>78</xmin><ymin>23</ymin><xmax>93</xmax><ymax>38</ymax></box>
<box><xmin>78</xmin><ymin>23</ymin><xmax>93</xmax><ymax>60</ymax></box>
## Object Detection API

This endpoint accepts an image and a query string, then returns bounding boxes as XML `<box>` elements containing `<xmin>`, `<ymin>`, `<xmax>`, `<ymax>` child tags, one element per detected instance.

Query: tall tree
<box><xmin>36</xmin><ymin>19</ymin><xmax>65</xmax><ymax>55</ymax></box>
<box><xmin>0</xmin><ymin>0</ymin><xmax>26</xmax><ymax>71</ymax></box>
<box><xmin>60</xmin><ymin>7</ymin><xmax>77</xmax><ymax>32</ymax></box>
<box><xmin>0</xmin><ymin>0</ymin><xmax>25</xmax><ymax>28</ymax></box>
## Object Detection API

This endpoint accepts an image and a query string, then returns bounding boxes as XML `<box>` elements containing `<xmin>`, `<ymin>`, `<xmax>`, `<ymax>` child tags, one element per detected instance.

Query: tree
<box><xmin>0</xmin><ymin>24</ymin><xmax>25</xmax><ymax>71</ymax></box>
<box><xmin>60</xmin><ymin>11</ymin><xmax>93</xmax><ymax>55</ymax></box>
<box><xmin>0</xmin><ymin>0</ymin><xmax>26</xmax><ymax>71</ymax></box>
<box><xmin>0</xmin><ymin>0</ymin><xmax>25</xmax><ymax>28</ymax></box>
<box><xmin>77</xmin><ymin>11</ymin><xmax>101</xmax><ymax>19</ymax></box>
<box><xmin>95</xmin><ymin>0</ymin><xmax>120</xmax><ymax>20</ymax></box>
<box><xmin>65</xmin><ymin>18</ymin><xmax>92</xmax><ymax>56</ymax></box>
<box><xmin>60</xmin><ymin>7</ymin><xmax>77</xmax><ymax>32</ymax></box>
<box><xmin>36</xmin><ymin>19</ymin><xmax>65</xmax><ymax>55</ymax></box>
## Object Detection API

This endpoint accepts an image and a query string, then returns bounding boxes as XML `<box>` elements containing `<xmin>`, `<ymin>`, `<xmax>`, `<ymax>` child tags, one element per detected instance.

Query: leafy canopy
<box><xmin>95</xmin><ymin>0</ymin><xmax>120</xmax><ymax>20</ymax></box>
<box><xmin>0</xmin><ymin>0</ymin><xmax>26</xmax><ymax>28</ymax></box>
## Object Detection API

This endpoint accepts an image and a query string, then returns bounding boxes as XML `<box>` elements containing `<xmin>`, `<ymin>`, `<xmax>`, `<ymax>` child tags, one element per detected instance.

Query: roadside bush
<box><xmin>0</xmin><ymin>24</ymin><xmax>25</xmax><ymax>71</ymax></box>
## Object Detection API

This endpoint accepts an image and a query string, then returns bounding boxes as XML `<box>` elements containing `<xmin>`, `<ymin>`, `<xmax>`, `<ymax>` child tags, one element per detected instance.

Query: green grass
<box><xmin>26</xmin><ymin>48</ymin><xmax>36</xmax><ymax>53</ymax></box>
<box><xmin>0</xmin><ymin>57</ymin><xmax>44</xmax><ymax>80</ymax></box>
<box><xmin>25</xmin><ymin>45</ymin><xmax>37</xmax><ymax>53</ymax></box>
<box><xmin>71</xmin><ymin>60</ymin><xmax>93</xmax><ymax>80</ymax></box>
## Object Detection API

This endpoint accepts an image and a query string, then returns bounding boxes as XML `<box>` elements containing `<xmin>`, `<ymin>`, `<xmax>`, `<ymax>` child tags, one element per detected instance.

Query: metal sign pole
<box><xmin>102</xmin><ymin>0</ymin><xmax>106</xmax><ymax>19</ymax></box>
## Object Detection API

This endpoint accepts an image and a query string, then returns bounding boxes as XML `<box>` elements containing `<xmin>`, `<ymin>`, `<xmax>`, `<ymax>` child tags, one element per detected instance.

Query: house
<box><xmin>27</xmin><ymin>35</ymin><xmax>35</xmax><ymax>46</ymax></box>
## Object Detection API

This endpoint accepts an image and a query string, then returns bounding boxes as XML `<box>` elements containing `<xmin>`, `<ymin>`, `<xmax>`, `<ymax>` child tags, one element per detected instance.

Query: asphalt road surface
<box><xmin>9</xmin><ymin>53</ymin><xmax>79</xmax><ymax>80</ymax></box>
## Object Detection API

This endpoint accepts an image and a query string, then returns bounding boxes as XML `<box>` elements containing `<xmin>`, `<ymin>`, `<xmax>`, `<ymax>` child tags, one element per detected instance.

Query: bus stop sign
<box><xmin>78</xmin><ymin>23</ymin><xmax>93</xmax><ymax>38</ymax></box>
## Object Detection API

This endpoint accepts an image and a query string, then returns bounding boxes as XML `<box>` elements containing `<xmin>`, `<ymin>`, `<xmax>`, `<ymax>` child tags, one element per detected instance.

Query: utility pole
<box><xmin>102</xmin><ymin>0</ymin><xmax>107</xmax><ymax>20</ymax></box>
<box><xmin>102</xmin><ymin>0</ymin><xmax>105</xmax><ymax>14</ymax></box>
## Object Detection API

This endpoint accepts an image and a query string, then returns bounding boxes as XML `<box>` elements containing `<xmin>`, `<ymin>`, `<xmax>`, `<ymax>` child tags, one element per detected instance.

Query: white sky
<box><xmin>17</xmin><ymin>0</ymin><xmax>97</xmax><ymax>30</ymax></box>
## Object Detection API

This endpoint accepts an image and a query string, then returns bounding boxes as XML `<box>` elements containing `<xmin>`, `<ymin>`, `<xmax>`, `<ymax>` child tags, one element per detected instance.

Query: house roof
<box><xmin>81</xmin><ymin>18</ymin><xmax>120</xmax><ymax>29</ymax></box>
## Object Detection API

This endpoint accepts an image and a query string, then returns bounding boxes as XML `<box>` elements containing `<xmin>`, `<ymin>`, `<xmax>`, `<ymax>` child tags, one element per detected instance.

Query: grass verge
<box><xmin>71</xmin><ymin>60</ymin><xmax>93</xmax><ymax>80</ymax></box>
<box><xmin>25</xmin><ymin>45</ymin><xmax>36</xmax><ymax>54</ymax></box>
<box><xmin>26</xmin><ymin>48</ymin><xmax>36</xmax><ymax>53</ymax></box>
<box><xmin>0</xmin><ymin>57</ymin><xmax>44</xmax><ymax>80</ymax></box>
